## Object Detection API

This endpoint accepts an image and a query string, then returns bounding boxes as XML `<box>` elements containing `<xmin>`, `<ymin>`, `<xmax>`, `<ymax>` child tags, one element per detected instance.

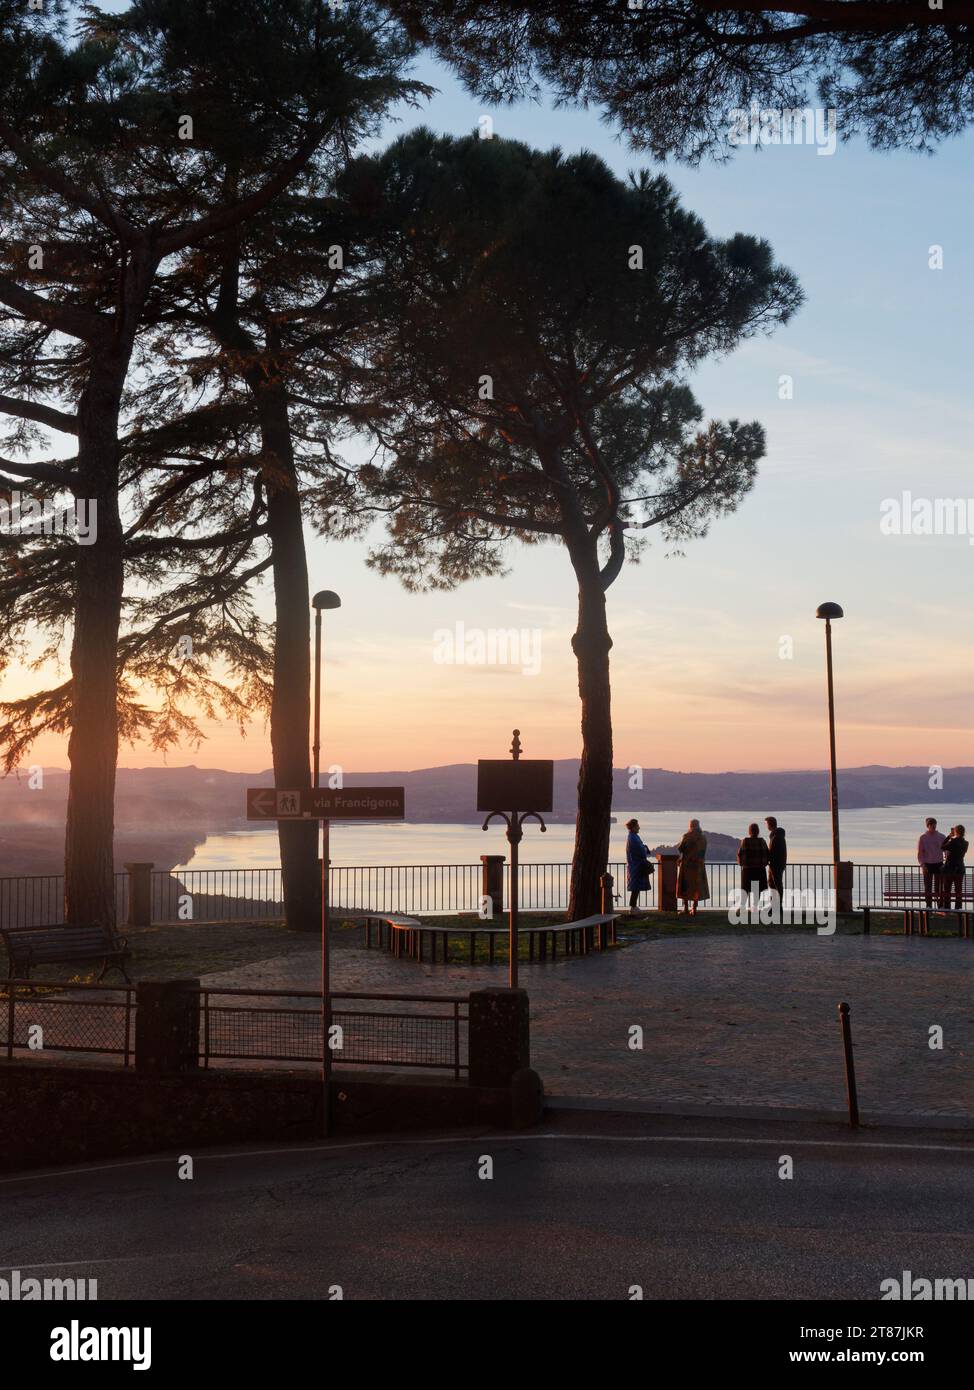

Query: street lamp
<box><xmin>311</xmin><ymin>588</ymin><xmax>340</xmax><ymax>1138</ymax></box>
<box><xmin>816</xmin><ymin>602</ymin><xmax>844</xmax><ymax>908</ymax></box>
<box><xmin>312</xmin><ymin>590</ymin><xmax>341</xmax><ymax>789</ymax></box>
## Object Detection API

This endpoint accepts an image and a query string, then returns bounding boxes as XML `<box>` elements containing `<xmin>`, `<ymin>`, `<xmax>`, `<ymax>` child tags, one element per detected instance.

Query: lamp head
<box><xmin>312</xmin><ymin>590</ymin><xmax>342</xmax><ymax>611</ymax></box>
<box><xmin>815</xmin><ymin>602</ymin><xmax>844</xmax><ymax>620</ymax></box>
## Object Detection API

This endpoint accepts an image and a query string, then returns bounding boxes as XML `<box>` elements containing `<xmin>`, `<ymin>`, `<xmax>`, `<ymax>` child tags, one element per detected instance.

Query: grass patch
<box><xmin>0</xmin><ymin>916</ymin><xmax>350</xmax><ymax>989</ymax></box>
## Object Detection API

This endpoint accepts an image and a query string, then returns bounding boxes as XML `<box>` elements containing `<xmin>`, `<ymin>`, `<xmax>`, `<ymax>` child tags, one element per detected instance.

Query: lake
<box><xmin>175</xmin><ymin>803</ymin><xmax>974</xmax><ymax>870</ymax></box>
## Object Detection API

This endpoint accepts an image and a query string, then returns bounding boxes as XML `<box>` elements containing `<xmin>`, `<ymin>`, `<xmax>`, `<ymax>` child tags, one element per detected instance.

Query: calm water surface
<box><xmin>176</xmin><ymin>803</ymin><xmax>974</xmax><ymax>871</ymax></box>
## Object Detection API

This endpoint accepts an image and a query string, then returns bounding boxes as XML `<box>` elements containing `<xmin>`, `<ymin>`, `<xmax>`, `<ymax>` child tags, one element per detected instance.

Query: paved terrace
<box><xmin>204</xmin><ymin>930</ymin><xmax>974</xmax><ymax>1121</ymax></box>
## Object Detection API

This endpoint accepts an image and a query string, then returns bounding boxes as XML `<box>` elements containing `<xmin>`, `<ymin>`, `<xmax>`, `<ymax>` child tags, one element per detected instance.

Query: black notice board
<box><xmin>477</xmin><ymin>759</ymin><xmax>554</xmax><ymax>812</ymax></box>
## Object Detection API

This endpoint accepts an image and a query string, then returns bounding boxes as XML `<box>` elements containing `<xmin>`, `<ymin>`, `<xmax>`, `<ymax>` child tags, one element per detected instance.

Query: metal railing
<box><xmin>196</xmin><ymin>987</ymin><xmax>467</xmax><ymax>1075</ymax></box>
<box><xmin>0</xmin><ymin>874</ymin><xmax>129</xmax><ymax>929</ymax></box>
<box><xmin>150</xmin><ymin>867</ymin><xmax>283</xmax><ymax>922</ymax></box>
<box><xmin>1</xmin><ymin>979</ymin><xmax>135</xmax><ymax>1064</ymax></box>
<box><xmin>2</xmin><ymin>862</ymin><xmax>969</xmax><ymax>928</ymax></box>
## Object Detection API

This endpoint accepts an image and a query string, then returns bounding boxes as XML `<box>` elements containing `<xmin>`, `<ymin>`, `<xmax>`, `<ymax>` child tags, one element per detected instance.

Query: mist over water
<box><xmin>175</xmin><ymin>803</ymin><xmax>974</xmax><ymax>870</ymax></box>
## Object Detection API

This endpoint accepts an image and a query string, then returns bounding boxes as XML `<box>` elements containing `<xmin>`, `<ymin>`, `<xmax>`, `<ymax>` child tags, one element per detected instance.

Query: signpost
<box><xmin>246</xmin><ymin>787</ymin><xmax>405</xmax><ymax>821</ymax></box>
<box><xmin>246</xmin><ymin>784</ymin><xmax>405</xmax><ymax>1135</ymax></box>
<box><xmin>478</xmin><ymin>730</ymin><xmax>552</xmax><ymax>988</ymax></box>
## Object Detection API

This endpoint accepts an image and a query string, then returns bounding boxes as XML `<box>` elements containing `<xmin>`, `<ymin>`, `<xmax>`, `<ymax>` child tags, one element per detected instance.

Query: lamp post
<box><xmin>816</xmin><ymin>602</ymin><xmax>844</xmax><ymax>910</ymax></box>
<box><xmin>311</xmin><ymin>589</ymin><xmax>340</xmax><ymax>1136</ymax></box>
<box><xmin>312</xmin><ymin>590</ymin><xmax>341</xmax><ymax>789</ymax></box>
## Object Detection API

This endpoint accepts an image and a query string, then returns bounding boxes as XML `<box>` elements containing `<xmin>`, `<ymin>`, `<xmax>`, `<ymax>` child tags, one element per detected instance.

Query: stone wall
<box><xmin>0</xmin><ymin>1061</ymin><xmax>523</xmax><ymax>1171</ymax></box>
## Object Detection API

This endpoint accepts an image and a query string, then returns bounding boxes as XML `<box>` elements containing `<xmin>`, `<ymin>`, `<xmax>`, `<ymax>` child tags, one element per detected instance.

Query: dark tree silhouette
<box><xmin>387</xmin><ymin>1</ymin><xmax>974</xmax><ymax>160</ymax></box>
<box><xmin>343</xmin><ymin>131</ymin><xmax>801</xmax><ymax>917</ymax></box>
<box><xmin>0</xmin><ymin>0</ymin><xmax>415</xmax><ymax>925</ymax></box>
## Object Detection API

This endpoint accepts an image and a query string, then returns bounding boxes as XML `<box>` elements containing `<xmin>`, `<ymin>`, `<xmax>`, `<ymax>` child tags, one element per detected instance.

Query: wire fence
<box><xmin>199</xmin><ymin>988</ymin><xmax>467</xmax><ymax>1075</ymax></box>
<box><xmin>1</xmin><ymin>861</ymin><xmax>970</xmax><ymax>928</ymax></box>
<box><xmin>1</xmin><ymin>980</ymin><xmax>134</xmax><ymax>1063</ymax></box>
<box><xmin>0</xmin><ymin>979</ymin><xmax>465</xmax><ymax>1074</ymax></box>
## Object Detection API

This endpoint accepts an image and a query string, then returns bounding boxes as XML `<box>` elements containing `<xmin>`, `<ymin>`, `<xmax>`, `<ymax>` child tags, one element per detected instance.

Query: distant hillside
<box><xmin>0</xmin><ymin>761</ymin><xmax>969</xmax><ymax>874</ymax></box>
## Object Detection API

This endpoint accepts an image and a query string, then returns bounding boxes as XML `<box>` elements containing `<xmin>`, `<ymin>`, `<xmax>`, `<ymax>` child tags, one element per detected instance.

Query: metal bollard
<box><xmin>837</xmin><ymin>1000</ymin><xmax>860</xmax><ymax>1128</ymax></box>
<box><xmin>600</xmin><ymin>872</ymin><xmax>615</xmax><ymax>947</ymax></box>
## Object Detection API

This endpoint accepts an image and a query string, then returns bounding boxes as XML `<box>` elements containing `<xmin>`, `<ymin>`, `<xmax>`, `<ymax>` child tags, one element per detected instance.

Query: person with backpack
<box><xmin>941</xmin><ymin>824</ymin><xmax>969</xmax><ymax>910</ymax></box>
<box><xmin>738</xmin><ymin>823</ymin><xmax>770</xmax><ymax>913</ymax></box>
<box><xmin>765</xmin><ymin>816</ymin><xmax>788</xmax><ymax>910</ymax></box>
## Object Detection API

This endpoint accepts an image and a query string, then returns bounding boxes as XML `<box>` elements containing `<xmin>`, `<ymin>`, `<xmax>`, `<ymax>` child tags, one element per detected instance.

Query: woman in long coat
<box><xmin>676</xmin><ymin>819</ymin><xmax>709</xmax><ymax>916</ymax></box>
<box><xmin>625</xmin><ymin>818</ymin><xmax>654</xmax><ymax>912</ymax></box>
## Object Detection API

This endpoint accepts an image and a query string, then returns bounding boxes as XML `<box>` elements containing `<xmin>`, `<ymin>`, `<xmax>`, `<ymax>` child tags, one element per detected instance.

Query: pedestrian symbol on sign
<box><xmin>276</xmin><ymin>790</ymin><xmax>300</xmax><ymax>815</ymax></box>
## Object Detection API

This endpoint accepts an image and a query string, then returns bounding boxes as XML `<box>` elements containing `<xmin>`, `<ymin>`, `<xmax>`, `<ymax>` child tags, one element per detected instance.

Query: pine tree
<box><xmin>344</xmin><ymin>131</ymin><xmax>801</xmax><ymax>917</ymax></box>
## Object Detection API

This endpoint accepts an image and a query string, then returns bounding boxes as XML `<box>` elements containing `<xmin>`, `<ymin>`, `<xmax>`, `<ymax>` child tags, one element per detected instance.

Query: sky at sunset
<box><xmin>6</xmin><ymin>53</ymin><xmax>974</xmax><ymax>778</ymax></box>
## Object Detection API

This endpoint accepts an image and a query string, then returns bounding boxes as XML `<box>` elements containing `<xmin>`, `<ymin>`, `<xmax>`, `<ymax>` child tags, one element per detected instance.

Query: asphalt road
<box><xmin>3</xmin><ymin>1111</ymin><xmax>972</xmax><ymax>1301</ymax></box>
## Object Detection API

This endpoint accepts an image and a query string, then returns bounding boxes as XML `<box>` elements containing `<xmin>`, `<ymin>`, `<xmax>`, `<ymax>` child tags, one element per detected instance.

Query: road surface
<box><xmin>3</xmin><ymin>1110</ymin><xmax>972</xmax><ymax>1300</ymax></box>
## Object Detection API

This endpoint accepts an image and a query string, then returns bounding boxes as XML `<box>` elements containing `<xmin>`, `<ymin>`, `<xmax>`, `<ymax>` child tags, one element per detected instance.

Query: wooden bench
<box><xmin>364</xmin><ymin>912</ymin><xmax>619</xmax><ymax>964</ymax></box>
<box><xmin>0</xmin><ymin>924</ymin><xmax>132</xmax><ymax>982</ymax></box>
<box><xmin>859</xmin><ymin>905</ymin><xmax>972</xmax><ymax>939</ymax></box>
<box><xmin>879</xmin><ymin>870</ymin><xmax>973</xmax><ymax>908</ymax></box>
<box><xmin>362</xmin><ymin>914</ymin><xmax>423</xmax><ymax>959</ymax></box>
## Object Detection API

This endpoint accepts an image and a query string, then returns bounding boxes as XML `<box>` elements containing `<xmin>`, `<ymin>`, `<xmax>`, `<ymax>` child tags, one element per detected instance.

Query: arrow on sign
<box><xmin>246</xmin><ymin>788</ymin><xmax>277</xmax><ymax>819</ymax></box>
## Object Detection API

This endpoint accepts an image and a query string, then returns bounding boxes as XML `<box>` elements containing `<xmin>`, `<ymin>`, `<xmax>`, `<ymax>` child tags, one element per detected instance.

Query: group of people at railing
<box><xmin>625</xmin><ymin>813</ymin><xmax>971</xmax><ymax>917</ymax></box>
<box><xmin>917</xmin><ymin>818</ymin><xmax>969</xmax><ymax>909</ymax></box>
<box><xmin>626</xmin><ymin>814</ymin><xmax>789</xmax><ymax>917</ymax></box>
<box><xmin>625</xmin><ymin>815</ymin><xmax>791</xmax><ymax>917</ymax></box>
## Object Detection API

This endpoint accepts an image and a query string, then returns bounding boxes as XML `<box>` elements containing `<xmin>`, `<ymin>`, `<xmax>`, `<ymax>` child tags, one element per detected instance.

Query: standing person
<box><xmin>625</xmin><ymin>818</ymin><xmax>654</xmax><ymax>913</ymax></box>
<box><xmin>941</xmin><ymin>824</ymin><xmax>969</xmax><ymax>910</ymax></box>
<box><xmin>737</xmin><ymin>823</ymin><xmax>770</xmax><ymax>913</ymax></box>
<box><xmin>917</xmin><ymin>817</ymin><xmax>946</xmax><ymax>908</ymax></box>
<box><xmin>765</xmin><ymin>816</ymin><xmax>787</xmax><ymax>913</ymax></box>
<box><xmin>676</xmin><ymin>818</ymin><xmax>709</xmax><ymax>917</ymax></box>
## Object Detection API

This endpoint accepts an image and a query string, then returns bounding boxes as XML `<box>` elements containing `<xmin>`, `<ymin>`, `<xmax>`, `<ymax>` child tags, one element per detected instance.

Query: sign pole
<box><xmin>479</xmin><ymin>731</ymin><xmax>550</xmax><ymax>993</ymax></box>
<box><xmin>321</xmin><ymin>818</ymin><xmax>330</xmax><ymax>1138</ymax></box>
<box><xmin>508</xmin><ymin>820</ymin><xmax>519</xmax><ymax>990</ymax></box>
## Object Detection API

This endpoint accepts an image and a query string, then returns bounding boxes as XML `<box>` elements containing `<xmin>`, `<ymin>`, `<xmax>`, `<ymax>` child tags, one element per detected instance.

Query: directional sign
<box><xmin>246</xmin><ymin>786</ymin><xmax>405</xmax><ymax>821</ymax></box>
<box><xmin>477</xmin><ymin>759</ymin><xmax>553</xmax><ymax>812</ymax></box>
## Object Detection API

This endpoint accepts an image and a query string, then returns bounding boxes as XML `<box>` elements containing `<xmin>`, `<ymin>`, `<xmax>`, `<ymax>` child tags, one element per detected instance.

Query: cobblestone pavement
<box><xmin>205</xmin><ymin>930</ymin><xmax>974</xmax><ymax>1119</ymax></box>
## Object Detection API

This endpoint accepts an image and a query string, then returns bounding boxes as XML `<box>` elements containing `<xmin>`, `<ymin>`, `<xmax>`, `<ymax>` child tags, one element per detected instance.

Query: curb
<box><xmin>544</xmin><ymin>1093</ymin><xmax>974</xmax><ymax>1133</ymax></box>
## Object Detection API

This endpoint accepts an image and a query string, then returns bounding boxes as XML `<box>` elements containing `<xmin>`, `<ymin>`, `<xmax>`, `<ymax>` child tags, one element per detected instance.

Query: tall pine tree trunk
<box><xmin>566</xmin><ymin>552</ymin><xmax>614</xmax><ymax>921</ymax></box>
<box><xmin>64</xmin><ymin>358</ymin><xmax>126</xmax><ymax>927</ymax></box>
<box><xmin>257</xmin><ymin>382</ymin><xmax>319</xmax><ymax>932</ymax></box>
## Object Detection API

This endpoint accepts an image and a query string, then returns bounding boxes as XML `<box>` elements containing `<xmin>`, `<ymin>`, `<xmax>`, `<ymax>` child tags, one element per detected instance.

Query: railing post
<box><xmin>480</xmin><ymin>855</ymin><xmax>505</xmax><ymax>919</ymax></box>
<box><xmin>837</xmin><ymin>1000</ymin><xmax>860</xmax><ymax>1128</ymax></box>
<box><xmin>656</xmin><ymin>851</ymin><xmax>679</xmax><ymax>912</ymax></box>
<box><xmin>135</xmin><ymin>978</ymin><xmax>200</xmax><ymax>1073</ymax></box>
<box><xmin>836</xmin><ymin>860</ymin><xmax>854</xmax><ymax>915</ymax></box>
<box><xmin>124</xmin><ymin>862</ymin><xmax>155</xmax><ymax>928</ymax></box>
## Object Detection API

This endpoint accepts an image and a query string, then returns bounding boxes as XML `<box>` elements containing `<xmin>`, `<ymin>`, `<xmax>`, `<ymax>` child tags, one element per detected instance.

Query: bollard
<box><xmin>837</xmin><ymin>1000</ymin><xmax>859</xmax><ymax>1128</ymax></box>
<box><xmin>599</xmin><ymin>872</ymin><xmax>615</xmax><ymax>947</ymax></box>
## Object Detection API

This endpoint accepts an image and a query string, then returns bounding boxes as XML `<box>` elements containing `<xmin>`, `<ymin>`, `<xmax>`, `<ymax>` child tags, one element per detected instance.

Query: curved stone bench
<box><xmin>363</xmin><ymin>913</ymin><xmax>619</xmax><ymax>964</ymax></box>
